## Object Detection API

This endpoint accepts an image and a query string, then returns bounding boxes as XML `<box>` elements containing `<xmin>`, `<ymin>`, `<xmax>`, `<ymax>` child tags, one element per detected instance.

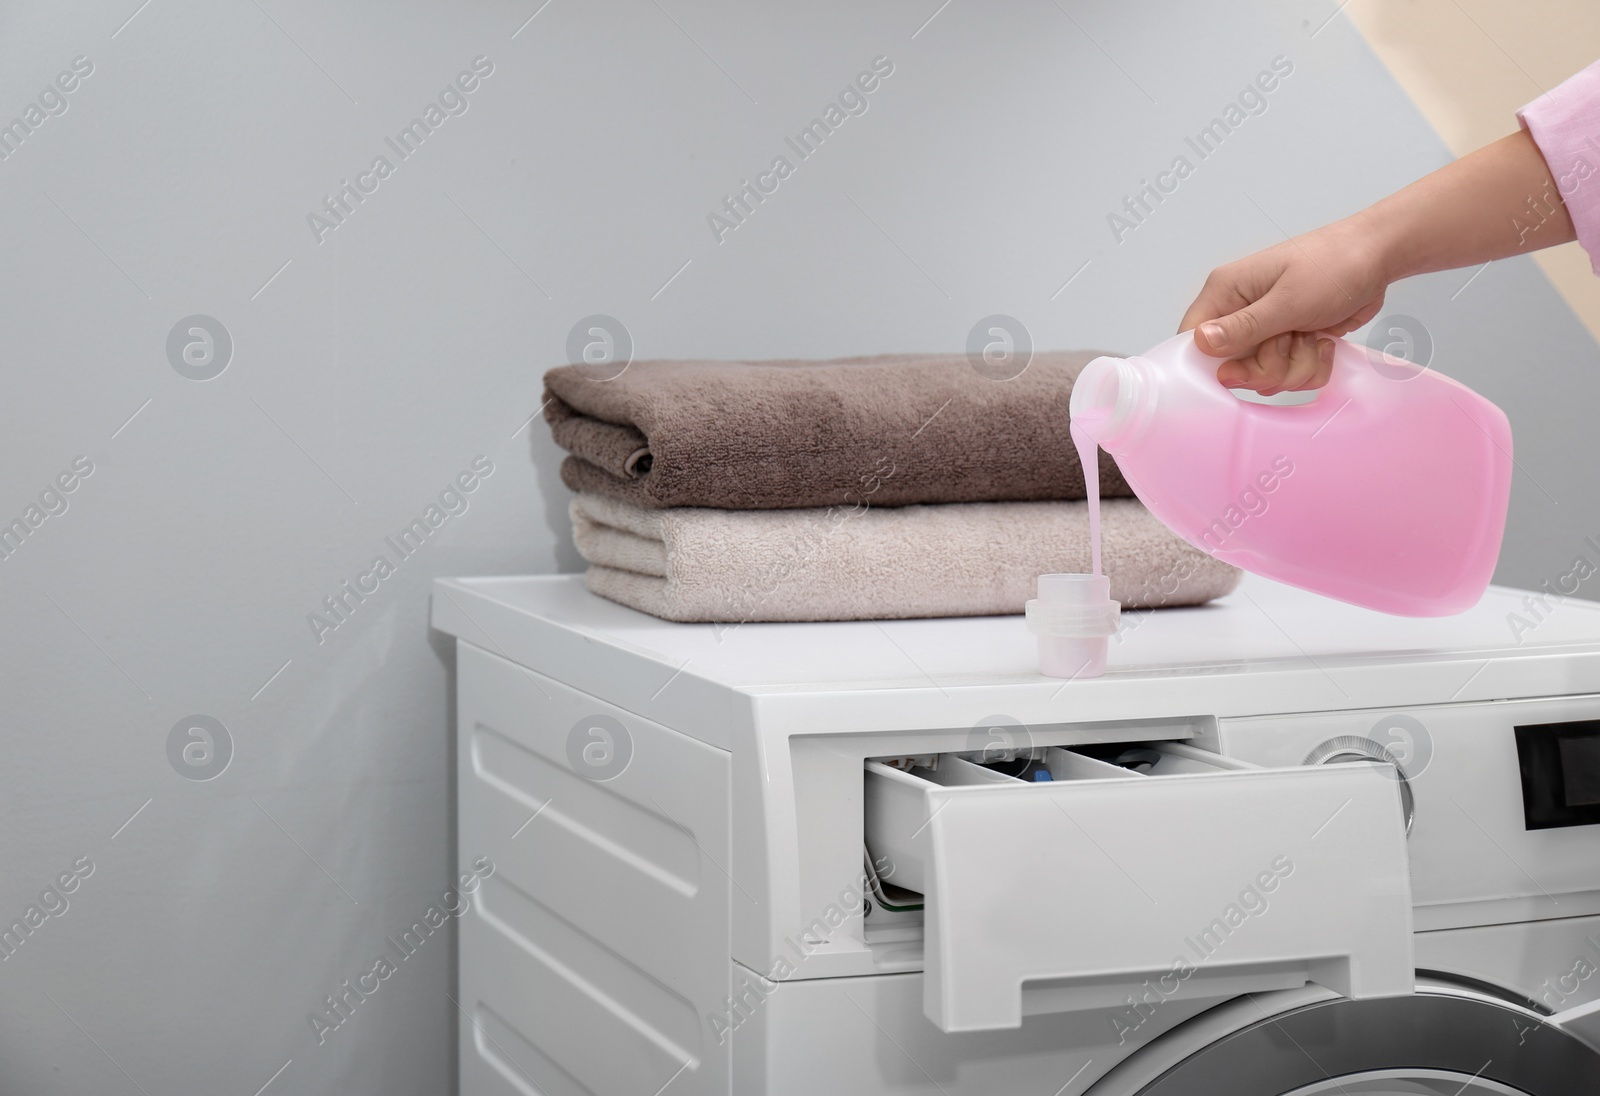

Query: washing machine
<box><xmin>432</xmin><ymin>572</ymin><xmax>1600</xmax><ymax>1095</ymax></box>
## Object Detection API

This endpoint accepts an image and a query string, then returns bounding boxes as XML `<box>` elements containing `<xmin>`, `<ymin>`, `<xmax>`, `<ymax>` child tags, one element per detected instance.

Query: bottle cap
<box><xmin>1026</xmin><ymin>573</ymin><xmax>1120</xmax><ymax>679</ymax></box>
<box><xmin>1026</xmin><ymin>573</ymin><xmax>1120</xmax><ymax>637</ymax></box>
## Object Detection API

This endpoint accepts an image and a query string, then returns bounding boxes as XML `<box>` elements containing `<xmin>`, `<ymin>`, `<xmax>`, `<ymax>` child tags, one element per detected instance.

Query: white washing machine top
<box><xmin>431</xmin><ymin>572</ymin><xmax>1600</xmax><ymax>738</ymax></box>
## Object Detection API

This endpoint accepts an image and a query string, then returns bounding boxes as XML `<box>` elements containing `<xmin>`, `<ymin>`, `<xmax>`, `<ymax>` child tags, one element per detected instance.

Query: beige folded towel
<box><xmin>544</xmin><ymin>351</ymin><xmax>1136</xmax><ymax>510</ymax></box>
<box><xmin>570</xmin><ymin>493</ymin><xmax>1240</xmax><ymax>623</ymax></box>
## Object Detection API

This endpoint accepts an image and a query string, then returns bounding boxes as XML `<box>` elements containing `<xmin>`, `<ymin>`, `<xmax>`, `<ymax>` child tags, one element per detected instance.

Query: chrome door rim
<box><xmin>1279</xmin><ymin>1070</ymin><xmax>1534</xmax><ymax>1096</ymax></box>
<box><xmin>1108</xmin><ymin>983</ymin><xmax>1600</xmax><ymax>1096</ymax></box>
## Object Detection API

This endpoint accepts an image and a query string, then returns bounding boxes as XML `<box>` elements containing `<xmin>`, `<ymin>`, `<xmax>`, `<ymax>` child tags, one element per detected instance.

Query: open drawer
<box><xmin>864</xmin><ymin>742</ymin><xmax>1414</xmax><ymax>1032</ymax></box>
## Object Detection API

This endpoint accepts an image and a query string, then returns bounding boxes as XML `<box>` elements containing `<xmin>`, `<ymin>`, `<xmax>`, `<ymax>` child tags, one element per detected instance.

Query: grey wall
<box><xmin>1</xmin><ymin>0</ymin><xmax>1594</xmax><ymax>1093</ymax></box>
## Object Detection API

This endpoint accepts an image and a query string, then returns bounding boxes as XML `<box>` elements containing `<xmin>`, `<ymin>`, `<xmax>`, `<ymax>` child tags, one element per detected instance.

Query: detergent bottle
<box><xmin>1067</xmin><ymin>331</ymin><xmax>1513</xmax><ymax>617</ymax></box>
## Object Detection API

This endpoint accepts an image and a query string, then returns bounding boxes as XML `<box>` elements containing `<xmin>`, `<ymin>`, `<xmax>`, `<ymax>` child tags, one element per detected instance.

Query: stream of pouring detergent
<box><xmin>1024</xmin><ymin>396</ymin><xmax>1118</xmax><ymax>680</ymax></box>
<box><xmin>1070</xmin><ymin>412</ymin><xmax>1105</xmax><ymax>576</ymax></box>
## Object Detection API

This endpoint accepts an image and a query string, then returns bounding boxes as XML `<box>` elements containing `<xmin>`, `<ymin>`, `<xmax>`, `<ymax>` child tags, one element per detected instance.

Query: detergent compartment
<box><xmin>864</xmin><ymin>739</ymin><xmax>1414</xmax><ymax>1032</ymax></box>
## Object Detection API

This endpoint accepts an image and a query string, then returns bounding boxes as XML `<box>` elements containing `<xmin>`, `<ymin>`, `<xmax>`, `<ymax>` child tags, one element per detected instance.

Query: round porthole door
<box><xmin>1089</xmin><ymin>981</ymin><xmax>1600</xmax><ymax>1096</ymax></box>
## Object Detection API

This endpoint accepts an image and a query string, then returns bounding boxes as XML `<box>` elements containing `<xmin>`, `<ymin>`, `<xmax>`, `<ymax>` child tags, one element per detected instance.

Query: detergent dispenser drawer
<box><xmin>863</xmin><ymin>743</ymin><xmax>1414</xmax><ymax>1033</ymax></box>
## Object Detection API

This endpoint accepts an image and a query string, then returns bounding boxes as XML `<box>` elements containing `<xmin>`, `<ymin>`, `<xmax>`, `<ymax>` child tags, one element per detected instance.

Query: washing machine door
<box><xmin>1089</xmin><ymin>980</ymin><xmax>1600</xmax><ymax>1096</ymax></box>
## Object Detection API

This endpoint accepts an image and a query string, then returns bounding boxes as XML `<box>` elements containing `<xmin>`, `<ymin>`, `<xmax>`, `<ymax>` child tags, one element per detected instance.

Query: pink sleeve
<box><xmin>1519</xmin><ymin>59</ymin><xmax>1600</xmax><ymax>274</ymax></box>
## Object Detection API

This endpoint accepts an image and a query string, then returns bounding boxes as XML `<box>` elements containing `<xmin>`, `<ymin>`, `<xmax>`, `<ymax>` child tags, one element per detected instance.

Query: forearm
<box><xmin>1358</xmin><ymin>129</ymin><xmax>1576</xmax><ymax>282</ymax></box>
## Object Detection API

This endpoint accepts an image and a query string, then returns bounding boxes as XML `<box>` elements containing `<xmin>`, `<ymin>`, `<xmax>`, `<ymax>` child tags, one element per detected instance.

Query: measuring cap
<box><xmin>1025</xmin><ymin>573</ymin><xmax>1120</xmax><ymax>679</ymax></box>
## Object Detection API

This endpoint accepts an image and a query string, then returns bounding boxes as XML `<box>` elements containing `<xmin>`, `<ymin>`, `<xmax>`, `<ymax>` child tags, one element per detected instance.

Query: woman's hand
<box><xmin>1179</xmin><ymin>214</ymin><xmax>1392</xmax><ymax>394</ymax></box>
<box><xmin>1179</xmin><ymin>128</ymin><xmax>1576</xmax><ymax>395</ymax></box>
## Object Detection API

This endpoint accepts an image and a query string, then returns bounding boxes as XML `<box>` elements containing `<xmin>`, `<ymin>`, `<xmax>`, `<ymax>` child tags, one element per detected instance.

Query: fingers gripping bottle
<box><xmin>1069</xmin><ymin>332</ymin><xmax>1513</xmax><ymax>616</ymax></box>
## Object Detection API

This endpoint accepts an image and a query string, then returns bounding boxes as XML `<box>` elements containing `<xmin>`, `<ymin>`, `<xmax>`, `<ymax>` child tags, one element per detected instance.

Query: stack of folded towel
<box><xmin>543</xmin><ymin>351</ymin><xmax>1241</xmax><ymax>623</ymax></box>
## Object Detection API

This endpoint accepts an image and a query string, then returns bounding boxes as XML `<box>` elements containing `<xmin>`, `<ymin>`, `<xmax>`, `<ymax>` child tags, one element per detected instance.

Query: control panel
<box><xmin>1516</xmin><ymin>718</ymin><xmax>1600</xmax><ymax>829</ymax></box>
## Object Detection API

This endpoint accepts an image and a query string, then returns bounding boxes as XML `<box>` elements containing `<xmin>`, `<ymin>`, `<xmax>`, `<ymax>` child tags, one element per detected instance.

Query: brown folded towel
<box><xmin>570</xmin><ymin>493</ymin><xmax>1240</xmax><ymax>623</ymax></box>
<box><xmin>543</xmin><ymin>351</ymin><xmax>1135</xmax><ymax>510</ymax></box>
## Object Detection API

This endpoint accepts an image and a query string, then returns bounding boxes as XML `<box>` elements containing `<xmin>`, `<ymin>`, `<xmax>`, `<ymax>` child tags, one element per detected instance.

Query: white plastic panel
<box><xmin>1414</xmin><ymin>913</ymin><xmax>1600</xmax><ymax>1014</ymax></box>
<box><xmin>1217</xmin><ymin>697</ymin><xmax>1600</xmax><ymax>928</ymax></box>
<box><xmin>730</xmin><ymin>964</ymin><xmax>1216</xmax><ymax>1096</ymax></box>
<box><xmin>457</xmin><ymin>643</ymin><xmax>731</xmax><ymax>1096</ymax></box>
<box><xmin>866</xmin><ymin>744</ymin><xmax>1414</xmax><ymax>1032</ymax></box>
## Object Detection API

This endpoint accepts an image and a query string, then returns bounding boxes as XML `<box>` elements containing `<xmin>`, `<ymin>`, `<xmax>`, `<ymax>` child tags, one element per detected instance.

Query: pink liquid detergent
<box><xmin>1071</xmin><ymin>417</ymin><xmax>1103</xmax><ymax>576</ymax></box>
<box><xmin>1068</xmin><ymin>331</ymin><xmax>1513</xmax><ymax>616</ymax></box>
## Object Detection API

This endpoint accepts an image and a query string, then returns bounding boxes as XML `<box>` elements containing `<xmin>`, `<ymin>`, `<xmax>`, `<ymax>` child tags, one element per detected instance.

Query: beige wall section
<box><xmin>1347</xmin><ymin>0</ymin><xmax>1600</xmax><ymax>341</ymax></box>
